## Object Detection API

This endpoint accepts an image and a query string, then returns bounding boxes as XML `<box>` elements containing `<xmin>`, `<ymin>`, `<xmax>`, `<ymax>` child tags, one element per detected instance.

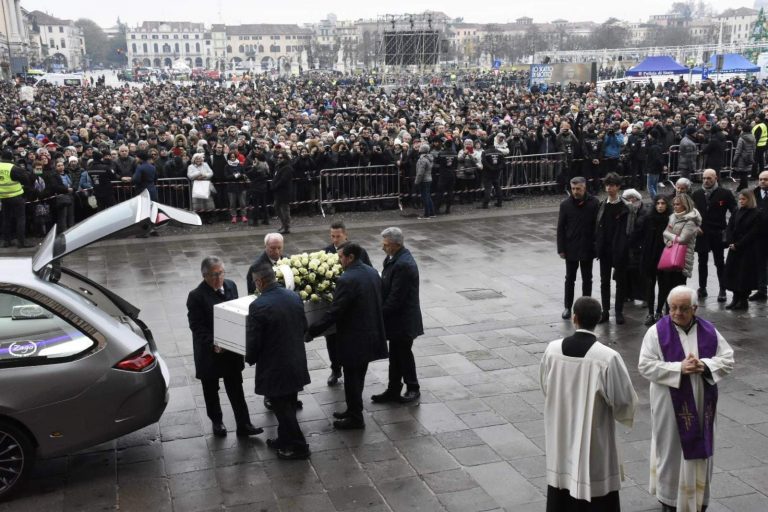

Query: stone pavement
<box><xmin>3</xmin><ymin>207</ymin><xmax>768</xmax><ymax>512</ymax></box>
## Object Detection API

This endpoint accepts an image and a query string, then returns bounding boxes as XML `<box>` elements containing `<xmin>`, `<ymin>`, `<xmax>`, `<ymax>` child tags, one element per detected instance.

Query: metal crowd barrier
<box><xmin>502</xmin><ymin>152</ymin><xmax>563</xmax><ymax>189</ymax></box>
<box><xmin>111</xmin><ymin>178</ymin><xmax>192</xmax><ymax>208</ymax></box>
<box><xmin>665</xmin><ymin>141</ymin><xmax>735</xmax><ymax>186</ymax></box>
<box><xmin>318</xmin><ymin>165</ymin><xmax>401</xmax><ymax>217</ymax></box>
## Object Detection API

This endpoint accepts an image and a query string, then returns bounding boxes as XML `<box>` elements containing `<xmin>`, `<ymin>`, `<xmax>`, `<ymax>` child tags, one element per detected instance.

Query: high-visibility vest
<box><xmin>753</xmin><ymin>123</ymin><xmax>768</xmax><ymax>148</ymax></box>
<box><xmin>0</xmin><ymin>162</ymin><xmax>24</xmax><ymax>199</ymax></box>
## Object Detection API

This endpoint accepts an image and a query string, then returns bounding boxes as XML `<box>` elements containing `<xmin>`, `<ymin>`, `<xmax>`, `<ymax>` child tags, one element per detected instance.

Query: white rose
<box><xmin>299</xmin><ymin>290</ymin><xmax>308</xmax><ymax>300</ymax></box>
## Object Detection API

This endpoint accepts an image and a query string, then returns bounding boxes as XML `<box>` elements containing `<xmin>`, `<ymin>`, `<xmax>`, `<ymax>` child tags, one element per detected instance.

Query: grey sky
<box><xmin>23</xmin><ymin>0</ymin><xmax>752</xmax><ymax>28</ymax></box>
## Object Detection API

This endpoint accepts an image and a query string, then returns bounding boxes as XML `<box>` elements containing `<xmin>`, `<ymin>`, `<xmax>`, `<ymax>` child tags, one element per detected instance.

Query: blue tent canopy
<box><xmin>625</xmin><ymin>56</ymin><xmax>688</xmax><ymax>77</ymax></box>
<box><xmin>692</xmin><ymin>54</ymin><xmax>760</xmax><ymax>74</ymax></box>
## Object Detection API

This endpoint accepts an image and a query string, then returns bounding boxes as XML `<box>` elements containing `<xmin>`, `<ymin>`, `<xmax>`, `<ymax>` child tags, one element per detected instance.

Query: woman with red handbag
<box><xmin>658</xmin><ymin>194</ymin><xmax>701</xmax><ymax>313</ymax></box>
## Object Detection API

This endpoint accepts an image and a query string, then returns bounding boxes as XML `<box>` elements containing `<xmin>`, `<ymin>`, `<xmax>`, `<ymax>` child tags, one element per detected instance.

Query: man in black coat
<box><xmin>557</xmin><ymin>177</ymin><xmax>599</xmax><ymax>320</ymax></box>
<box><xmin>306</xmin><ymin>243</ymin><xmax>388</xmax><ymax>430</ymax></box>
<box><xmin>246</xmin><ymin>263</ymin><xmax>311</xmax><ymax>460</ymax></box>
<box><xmin>186</xmin><ymin>256</ymin><xmax>263</xmax><ymax>438</ymax></box>
<box><xmin>692</xmin><ymin>169</ymin><xmax>736</xmax><ymax>302</ymax></box>
<box><xmin>478</xmin><ymin>143</ymin><xmax>503</xmax><ymax>209</ymax></box>
<box><xmin>246</xmin><ymin>232</ymin><xmax>284</xmax><ymax>295</ymax></box>
<box><xmin>752</xmin><ymin>170</ymin><xmax>768</xmax><ymax>301</ymax></box>
<box><xmin>594</xmin><ymin>173</ymin><xmax>637</xmax><ymax>325</ymax></box>
<box><xmin>373</xmin><ymin>227</ymin><xmax>424</xmax><ymax>404</ymax></box>
<box><xmin>270</xmin><ymin>152</ymin><xmax>293</xmax><ymax>234</ymax></box>
<box><xmin>323</xmin><ymin>221</ymin><xmax>371</xmax><ymax>386</ymax></box>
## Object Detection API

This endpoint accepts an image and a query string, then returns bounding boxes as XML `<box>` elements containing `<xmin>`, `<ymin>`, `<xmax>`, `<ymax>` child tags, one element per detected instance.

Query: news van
<box><xmin>33</xmin><ymin>73</ymin><xmax>85</xmax><ymax>87</ymax></box>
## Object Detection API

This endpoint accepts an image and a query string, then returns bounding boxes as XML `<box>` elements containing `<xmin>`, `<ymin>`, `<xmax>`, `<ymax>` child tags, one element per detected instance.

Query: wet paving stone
<box><xmin>9</xmin><ymin>207</ymin><xmax>768</xmax><ymax>510</ymax></box>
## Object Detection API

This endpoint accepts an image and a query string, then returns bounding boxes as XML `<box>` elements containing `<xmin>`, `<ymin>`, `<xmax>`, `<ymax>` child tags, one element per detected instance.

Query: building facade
<box><xmin>1</xmin><ymin>0</ymin><xmax>29</xmax><ymax>77</ymax></box>
<box><xmin>126</xmin><ymin>21</ymin><xmax>207</xmax><ymax>68</ymax></box>
<box><xmin>26</xmin><ymin>10</ymin><xmax>84</xmax><ymax>71</ymax></box>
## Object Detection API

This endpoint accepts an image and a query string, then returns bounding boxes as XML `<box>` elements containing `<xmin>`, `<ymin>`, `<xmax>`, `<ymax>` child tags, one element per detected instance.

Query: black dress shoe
<box><xmin>644</xmin><ymin>314</ymin><xmax>656</xmax><ymax>327</ymax></box>
<box><xmin>266</xmin><ymin>438</ymin><xmax>280</xmax><ymax>450</ymax></box>
<box><xmin>697</xmin><ymin>287</ymin><xmax>708</xmax><ymax>298</ymax></box>
<box><xmin>236</xmin><ymin>424</ymin><xmax>264</xmax><ymax>437</ymax></box>
<box><xmin>748</xmin><ymin>292</ymin><xmax>768</xmax><ymax>302</ymax></box>
<box><xmin>733</xmin><ymin>300</ymin><xmax>749</xmax><ymax>310</ymax></box>
<box><xmin>476</xmin><ymin>205</ymin><xmax>489</xmax><ymax>209</ymax></box>
<box><xmin>598</xmin><ymin>312</ymin><xmax>609</xmax><ymax>324</ymax></box>
<box><xmin>561</xmin><ymin>308</ymin><xmax>571</xmax><ymax>320</ymax></box>
<box><xmin>615</xmin><ymin>312</ymin><xmax>625</xmax><ymax>325</ymax></box>
<box><xmin>295</xmin><ymin>399</ymin><xmax>303</xmax><ymax>410</ymax></box>
<box><xmin>333</xmin><ymin>418</ymin><xmax>365</xmax><ymax>430</ymax></box>
<box><xmin>332</xmin><ymin>410</ymin><xmax>350</xmax><ymax>419</ymax></box>
<box><xmin>725</xmin><ymin>300</ymin><xmax>737</xmax><ymax>310</ymax></box>
<box><xmin>327</xmin><ymin>370</ymin><xmax>342</xmax><ymax>386</ymax></box>
<box><xmin>371</xmin><ymin>390</ymin><xmax>401</xmax><ymax>403</ymax></box>
<box><xmin>212</xmin><ymin>422</ymin><xmax>227</xmax><ymax>437</ymax></box>
<box><xmin>399</xmin><ymin>390</ymin><xmax>421</xmax><ymax>403</ymax></box>
<box><xmin>276</xmin><ymin>447</ymin><xmax>311</xmax><ymax>460</ymax></box>
<box><xmin>264</xmin><ymin>397</ymin><xmax>273</xmax><ymax>410</ymax></box>
<box><xmin>717</xmin><ymin>289</ymin><xmax>727</xmax><ymax>302</ymax></box>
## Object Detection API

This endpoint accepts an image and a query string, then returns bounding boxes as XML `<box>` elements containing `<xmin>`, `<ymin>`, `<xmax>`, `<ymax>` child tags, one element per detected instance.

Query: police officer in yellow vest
<box><xmin>0</xmin><ymin>149</ymin><xmax>31</xmax><ymax>248</ymax></box>
<box><xmin>751</xmin><ymin>112</ymin><xmax>767</xmax><ymax>179</ymax></box>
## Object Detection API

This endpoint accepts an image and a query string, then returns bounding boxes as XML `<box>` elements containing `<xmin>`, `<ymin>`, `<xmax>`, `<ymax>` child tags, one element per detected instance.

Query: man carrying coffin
<box><xmin>540</xmin><ymin>296</ymin><xmax>637</xmax><ymax>511</ymax></box>
<box><xmin>638</xmin><ymin>286</ymin><xmax>735</xmax><ymax>512</ymax></box>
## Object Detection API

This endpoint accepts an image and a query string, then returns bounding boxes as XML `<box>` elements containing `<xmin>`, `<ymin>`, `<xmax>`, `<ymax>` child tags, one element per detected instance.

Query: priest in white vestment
<box><xmin>639</xmin><ymin>286</ymin><xmax>734</xmax><ymax>512</ymax></box>
<box><xmin>541</xmin><ymin>297</ymin><xmax>638</xmax><ymax>511</ymax></box>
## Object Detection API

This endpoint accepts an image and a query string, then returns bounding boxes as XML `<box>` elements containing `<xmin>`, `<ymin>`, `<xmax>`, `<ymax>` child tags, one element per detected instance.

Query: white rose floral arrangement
<box><xmin>273</xmin><ymin>251</ymin><xmax>343</xmax><ymax>303</ymax></box>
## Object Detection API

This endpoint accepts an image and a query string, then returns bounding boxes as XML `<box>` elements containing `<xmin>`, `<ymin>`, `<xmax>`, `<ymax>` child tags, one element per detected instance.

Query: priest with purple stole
<box><xmin>540</xmin><ymin>296</ymin><xmax>638</xmax><ymax>511</ymax></box>
<box><xmin>639</xmin><ymin>286</ymin><xmax>734</xmax><ymax>512</ymax></box>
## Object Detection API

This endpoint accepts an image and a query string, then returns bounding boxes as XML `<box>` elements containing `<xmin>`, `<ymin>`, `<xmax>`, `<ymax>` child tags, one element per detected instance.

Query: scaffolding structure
<box><xmin>374</xmin><ymin>13</ymin><xmax>445</xmax><ymax>72</ymax></box>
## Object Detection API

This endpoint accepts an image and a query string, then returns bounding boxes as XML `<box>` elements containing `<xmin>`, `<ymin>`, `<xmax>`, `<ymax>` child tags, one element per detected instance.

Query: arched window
<box><xmin>195</xmin><ymin>42</ymin><xmax>200</xmax><ymax>52</ymax></box>
<box><xmin>259</xmin><ymin>45</ymin><xmax>264</xmax><ymax>53</ymax></box>
<box><xmin>238</xmin><ymin>45</ymin><xmax>244</xmax><ymax>53</ymax></box>
<box><xmin>185</xmin><ymin>43</ymin><xmax>190</xmax><ymax>53</ymax></box>
<box><xmin>142</xmin><ymin>43</ymin><xmax>147</xmax><ymax>53</ymax></box>
<box><xmin>131</xmin><ymin>43</ymin><xmax>137</xmax><ymax>53</ymax></box>
<box><xmin>174</xmin><ymin>43</ymin><xmax>179</xmax><ymax>52</ymax></box>
<box><xmin>153</xmin><ymin>43</ymin><xmax>158</xmax><ymax>53</ymax></box>
<box><xmin>226</xmin><ymin>45</ymin><xmax>232</xmax><ymax>53</ymax></box>
<box><xmin>162</xmin><ymin>43</ymin><xmax>171</xmax><ymax>53</ymax></box>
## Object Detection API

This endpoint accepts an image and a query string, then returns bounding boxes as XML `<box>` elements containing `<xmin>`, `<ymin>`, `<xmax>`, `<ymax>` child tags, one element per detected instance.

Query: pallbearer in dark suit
<box><xmin>246</xmin><ymin>263</ymin><xmax>311</xmax><ymax>460</ymax></box>
<box><xmin>751</xmin><ymin>171</ymin><xmax>768</xmax><ymax>301</ymax></box>
<box><xmin>306</xmin><ymin>243</ymin><xmax>388</xmax><ymax>430</ymax></box>
<box><xmin>373</xmin><ymin>227</ymin><xmax>424</xmax><ymax>404</ymax></box>
<box><xmin>323</xmin><ymin>221</ymin><xmax>372</xmax><ymax>386</ymax></box>
<box><xmin>186</xmin><ymin>256</ymin><xmax>263</xmax><ymax>438</ymax></box>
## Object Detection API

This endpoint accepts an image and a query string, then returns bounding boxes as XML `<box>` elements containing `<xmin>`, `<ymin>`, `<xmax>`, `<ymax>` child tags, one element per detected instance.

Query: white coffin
<box><xmin>213</xmin><ymin>296</ymin><xmax>257</xmax><ymax>355</ymax></box>
<box><xmin>213</xmin><ymin>296</ymin><xmax>336</xmax><ymax>355</ymax></box>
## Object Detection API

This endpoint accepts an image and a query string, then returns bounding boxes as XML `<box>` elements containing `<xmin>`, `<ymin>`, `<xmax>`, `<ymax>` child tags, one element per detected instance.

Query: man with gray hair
<box><xmin>186</xmin><ymin>256</ymin><xmax>263</xmax><ymax>438</ymax></box>
<box><xmin>372</xmin><ymin>227</ymin><xmax>424</xmax><ymax>404</ymax></box>
<box><xmin>675</xmin><ymin>177</ymin><xmax>692</xmax><ymax>197</ymax></box>
<box><xmin>247</xmin><ymin>233</ymin><xmax>284</xmax><ymax>295</ymax></box>
<box><xmin>638</xmin><ymin>286</ymin><xmax>734</xmax><ymax>512</ymax></box>
<box><xmin>557</xmin><ymin>177</ymin><xmax>599</xmax><ymax>319</ymax></box>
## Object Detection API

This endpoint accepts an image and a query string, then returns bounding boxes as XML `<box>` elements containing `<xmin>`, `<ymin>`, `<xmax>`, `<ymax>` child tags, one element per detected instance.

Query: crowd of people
<box><xmin>558</xmin><ymin>169</ymin><xmax>768</xmax><ymax>325</ymax></box>
<box><xmin>2</xmin><ymin>71</ymin><xmax>767</xmax><ymax>245</ymax></box>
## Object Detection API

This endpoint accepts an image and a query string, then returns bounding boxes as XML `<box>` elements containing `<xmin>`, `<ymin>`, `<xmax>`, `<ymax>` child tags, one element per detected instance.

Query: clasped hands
<box><xmin>681</xmin><ymin>352</ymin><xmax>706</xmax><ymax>375</ymax></box>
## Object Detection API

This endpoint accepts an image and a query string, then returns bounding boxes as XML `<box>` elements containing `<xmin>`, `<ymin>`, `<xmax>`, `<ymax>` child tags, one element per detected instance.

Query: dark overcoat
<box><xmin>308</xmin><ymin>260</ymin><xmax>388</xmax><ymax>366</ymax></box>
<box><xmin>381</xmin><ymin>247</ymin><xmax>424</xmax><ymax>340</ymax></box>
<box><xmin>725</xmin><ymin>208</ymin><xmax>762</xmax><ymax>293</ymax></box>
<box><xmin>245</xmin><ymin>283</ymin><xmax>310</xmax><ymax>397</ymax></box>
<box><xmin>186</xmin><ymin>279</ymin><xmax>245</xmax><ymax>380</ymax></box>
<box><xmin>556</xmin><ymin>194</ymin><xmax>599</xmax><ymax>261</ymax></box>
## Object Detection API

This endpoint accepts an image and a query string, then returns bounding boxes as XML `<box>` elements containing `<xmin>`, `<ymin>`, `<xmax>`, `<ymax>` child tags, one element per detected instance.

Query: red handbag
<box><xmin>657</xmin><ymin>236</ymin><xmax>686</xmax><ymax>272</ymax></box>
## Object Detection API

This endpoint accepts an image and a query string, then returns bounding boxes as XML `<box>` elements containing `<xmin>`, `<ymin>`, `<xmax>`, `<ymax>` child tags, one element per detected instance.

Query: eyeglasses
<box><xmin>206</xmin><ymin>271</ymin><xmax>226</xmax><ymax>278</ymax></box>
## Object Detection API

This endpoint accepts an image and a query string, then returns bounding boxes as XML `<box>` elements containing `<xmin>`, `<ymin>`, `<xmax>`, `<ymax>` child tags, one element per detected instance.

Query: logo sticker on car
<box><xmin>8</xmin><ymin>340</ymin><xmax>38</xmax><ymax>357</ymax></box>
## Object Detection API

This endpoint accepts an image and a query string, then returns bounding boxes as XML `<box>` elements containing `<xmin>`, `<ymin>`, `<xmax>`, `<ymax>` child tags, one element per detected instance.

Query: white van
<box><xmin>33</xmin><ymin>73</ymin><xmax>85</xmax><ymax>87</ymax></box>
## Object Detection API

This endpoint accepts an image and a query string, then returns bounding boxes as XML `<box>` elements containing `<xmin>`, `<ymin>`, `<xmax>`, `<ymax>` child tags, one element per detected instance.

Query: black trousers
<box><xmin>564</xmin><ymin>259</ymin><xmax>594</xmax><ymax>309</ymax></box>
<box><xmin>546</xmin><ymin>486</ymin><xmax>620</xmax><ymax>512</ymax></box>
<box><xmin>201</xmin><ymin>374</ymin><xmax>251</xmax><ymax>427</ymax></box>
<box><xmin>435</xmin><ymin>174</ymin><xmax>456</xmax><ymax>212</ymax></box>
<box><xmin>599</xmin><ymin>260</ymin><xmax>627</xmax><ymax>314</ymax></box>
<box><xmin>1</xmin><ymin>196</ymin><xmax>26</xmax><ymax>245</ymax></box>
<box><xmin>757</xmin><ymin>247</ymin><xmax>768</xmax><ymax>294</ymax></box>
<box><xmin>697</xmin><ymin>234</ymin><xmax>725</xmax><ymax>291</ymax></box>
<box><xmin>387</xmin><ymin>337</ymin><xmax>419</xmax><ymax>393</ymax></box>
<box><xmin>269</xmin><ymin>393</ymin><xmax>308</xmax><ymax>452</ymax></box>
<box><xmin>658</xmin><ymin>271</ymin><xmax>687</xmax><ymax>312</ymax></box>
<box><xmin>274</xmin><ymin>199</ymin><xmax>290</xmax><ymax>230</ymax></box>
<box><xmin>325</xmin><ymin>333</ymin><xmax>342</xmax><ymax>374</ymax></box>
<box><xmin>482</xmin><ymin>174</ymin><xmax>502</xmax><ymax>206</ymax></box>
<box><xmin>342</xmin><ymin>363</ymin><xmax>368</xmax><ymax>424</ymax></box>
<box><xmin>646</xmin><ymin>273</ymin><xmax>663</xmax><ymax>315</ymax></box>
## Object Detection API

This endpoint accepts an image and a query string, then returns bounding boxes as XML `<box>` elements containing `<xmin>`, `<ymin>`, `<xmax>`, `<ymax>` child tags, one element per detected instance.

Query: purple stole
<box><xmin>656</xmin><ymin>316</ymin><xmax>719</xmax><ymax>460</ymax></box>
